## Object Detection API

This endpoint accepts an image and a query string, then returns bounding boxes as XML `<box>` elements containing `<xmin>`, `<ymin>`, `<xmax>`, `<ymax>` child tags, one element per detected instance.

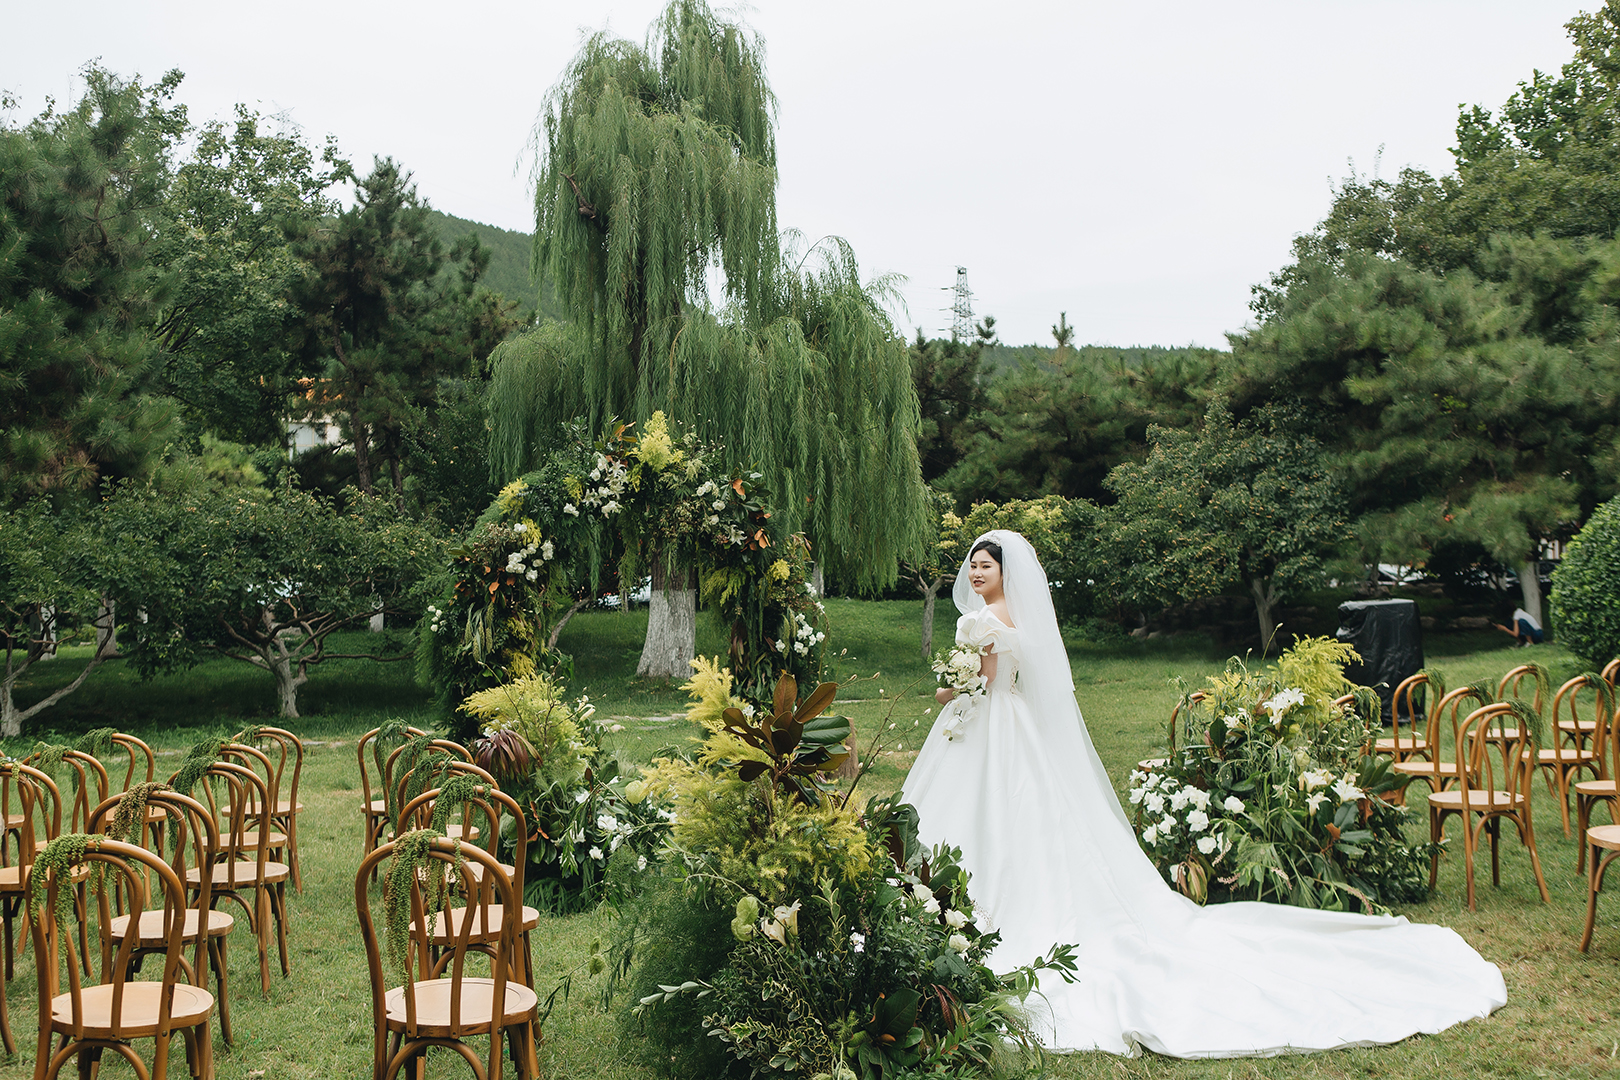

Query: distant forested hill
<box><xmin>428</xmin><ymin>210</ymin><xmax>566</xmax><ymax>322</ymax></box>
<box><xmin>981</xmin><ymin>342</ymin><xmax>1227</xmax><ymax>372</ymax></box>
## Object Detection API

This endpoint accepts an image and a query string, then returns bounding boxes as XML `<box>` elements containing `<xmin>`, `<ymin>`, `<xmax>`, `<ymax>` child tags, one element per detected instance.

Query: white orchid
<box><xmin>1305</xmin><ymin>792</ymin><xmax>1329</xmax><ymax>814</ymax></box>
<box><xmin>588</xmin><ymin>846</ymin><xmax>604</xmax><ymax>861</ymax></box>
<box><xmin>1264</xmin><ymin>687</ymin><xmax>1307</xmax><ymax>716</ymax></box>
<box><xmin>1332</xmin><ymin>777</ymin><xmax>1365</xmax><ymax>803</ymax></box>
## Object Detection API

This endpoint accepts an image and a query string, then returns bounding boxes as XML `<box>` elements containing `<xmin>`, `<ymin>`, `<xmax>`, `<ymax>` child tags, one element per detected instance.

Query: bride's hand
<box><xmin>935</xmin><ymin>687</ymin><xmax>955</xmax><ymax>705</ymax></box>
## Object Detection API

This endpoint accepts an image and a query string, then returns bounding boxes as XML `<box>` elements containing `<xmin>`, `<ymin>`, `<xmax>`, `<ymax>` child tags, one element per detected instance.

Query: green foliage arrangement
<box><xmin>1551</xmin><ymin>496</ymin><xmax>1620</xmax><ymax>667</ymax></box>
<box><xmin>615</xmin><ymin>665</ymin><xmax>1075</xmax><ymax>1079</ymax></box>
<box><xmin>1128</xmin><ymin>637</ymin><xmax>1432</xmax><ymax>913</ymax></box>
<box><xmin>423</xmin><ymin>413</ymin><xmax>828</xmax><ymax>723</ymax></box>
<box><xmin>463</xmin><ymin>674</ymin><xmax>664</xmax><ymax>913</ymax></box>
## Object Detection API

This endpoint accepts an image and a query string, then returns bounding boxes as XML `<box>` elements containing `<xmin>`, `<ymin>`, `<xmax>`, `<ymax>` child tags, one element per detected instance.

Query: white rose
<box><xmin>947</xmin><ymin>933</ymin><xmax>970</xmax><ymax>954</ymax></box>
<box><xmin>1223</xmin><ymin>796</ymin><xmax>1245</xmax><ymax>814</ymax></box>
<box><xmin>1142</xmin><ymin>826</ymin><xmax>1158</xmax><ymax>845</ymax></box>
<box><xmin>911</xmin><ymin>883</ymin><xmax>933</xmax><ymax>903</ymax></box>
<box><xmin>596</xmin><ymin>814</ymin><xmax>618</xmax><ymax>833</ymax></box>
<box><xmin>944</xmin><ymin>908</ymin><xmax>968</xmax><ymax>929</ymax></box>
<box><xmin>923</xmin><ymin>896</ymin><xmax>941</xmax><ymax>915</ymax></box>
<box><xmin>1197</xmin><ymin>835</ymin><xmax>1219</xmax><ymax>855</ymax></box>
<box><xmin>1186</xmin><ymin>809</ymin><xmax>1210</xmax><ymax>832</ymax></box>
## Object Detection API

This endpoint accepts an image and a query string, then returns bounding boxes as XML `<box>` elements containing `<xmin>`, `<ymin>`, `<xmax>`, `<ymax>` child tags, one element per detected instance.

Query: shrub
<box><xmin>1551</xmin><ymin>497</ymin><xmax>1620</xmax><ymax>668</ymax></box>
<box><xmin>1128</xmin><ymin>636</ymin><xmax>1434</xmax><ymax>912</ymax></box>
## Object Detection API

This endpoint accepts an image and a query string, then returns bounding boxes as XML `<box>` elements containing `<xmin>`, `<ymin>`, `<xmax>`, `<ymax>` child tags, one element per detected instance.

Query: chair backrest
<box><xmin>357</xmin><ymin>726</ymin><xmax>430</xmax><ymax>814</ymax></box>
<box><xmin>356</xmin><ymin>837</ymin><xmax>521</xmax><ymax>1054</ymax></box>
<box><xmin>385</xmin><ymin>740</ymin><xmax>474</xmax><ymax>834</ymax></box>
<box><xmin>29</xmin><ymin>837</ymin><xmax>193</xmax><ymax>1044</ymax></box>
<box><xmin>398</xmin><ymin>781</ymin><xmax>526</xmax><ymax>893</ymax></box>
<box><xmin>1498</xmin><ymin>664</ymin><xmax>1547</xmax><ymax>716</ymax></box>
<box><xmin>176</xmin><ymin>760</ymin><xmax>275</xmax><ymax>890</ymax></box>
<box><xmin>237</xmin><ymin>727</ymin><xmax>303</xmax><ymax>813</ymax></box>
<box><xmin>1408</xmin><ymin>685</ymin><xmax>1493</xmax><ymax>779</ymax></box>
<box><xmin>107</xmin><ymin>734</ymin><xmax>156</xmax><ymax>793</ymax></box>
<box><xmin>1553</xmin><ymin>674</ymin><xmax>1615</xmax><ymax>773</ymax></box>
<box><xmin>1603</xmin><ymin>658</ymin><xmax>1620</xmax><ymax>688</ymax></box>
<box><xmin>1390</xmin><ymin>673</ymin><xmax>1433</xmax><ymax>754</ymax></box>
<box><xmin>0</xmin><ymin>763</ymin><xmax>63</xmax><ymax>872</ymax></box>
<box><xmin>1457</xmin><ymin>703</ymin><xmax>1536</xmax><ymax>804</ymax></box>
<box><xmin>86</xmin><ymin>786</ymin><xmax>219</xmax><ymax>982</ymax></box>
<box><xmin>32</xmin><ymin>751</ymin><xmax>110</xmax><ymax>837</ymax></box>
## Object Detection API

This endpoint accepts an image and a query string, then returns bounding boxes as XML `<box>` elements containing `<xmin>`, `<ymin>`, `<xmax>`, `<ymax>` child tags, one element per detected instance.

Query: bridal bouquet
<box><xmin>931</xmin><ymin>643</ymin><xmax>987</xmax><ymax>741</ymax></box>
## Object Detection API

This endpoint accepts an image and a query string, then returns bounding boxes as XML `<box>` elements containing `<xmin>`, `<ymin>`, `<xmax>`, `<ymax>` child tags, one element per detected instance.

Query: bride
<box><xmin>901</xmin><ymin>530</ymin><xmax>1506</xmax><ymax>1058</ymax></box>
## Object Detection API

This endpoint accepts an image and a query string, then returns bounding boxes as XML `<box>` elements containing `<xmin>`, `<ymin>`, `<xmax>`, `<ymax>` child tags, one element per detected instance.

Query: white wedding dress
<box><xmin>902</xmin><ymin>533</ymin><xmax>1506</xmax><ymax>1059</ymax></box>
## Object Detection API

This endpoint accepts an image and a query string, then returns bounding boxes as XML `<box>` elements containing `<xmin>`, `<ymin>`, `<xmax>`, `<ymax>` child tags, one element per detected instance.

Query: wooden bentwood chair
<box><xmin>1428</xmin><ymin>702</ymin><xmax>1551</xmax><ymax>911</ymax></box>
<box><xmin>29</xmin><ymin>835</ymin><xmax>216</xmax><ymax>1080</ymax></box>
<box><xmin>357</xmin><ymin>837</ymin><xmax>540</xmax><ymax>1080</ymax></box>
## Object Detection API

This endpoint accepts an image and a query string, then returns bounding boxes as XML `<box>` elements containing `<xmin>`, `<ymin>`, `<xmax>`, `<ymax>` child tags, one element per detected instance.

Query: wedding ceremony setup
<box><xmin>7</xmin><ymin>0</ymin><xmax>1620</xmax><ymax>1076</ymax></box>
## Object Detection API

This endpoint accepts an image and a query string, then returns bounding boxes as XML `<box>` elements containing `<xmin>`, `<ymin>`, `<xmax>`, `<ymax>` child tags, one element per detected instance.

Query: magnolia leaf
<box><xmin>794</xmin><ymin>682</ymin><xmax>838</xmax><ymax>723</ymax></box>
<box><xmin>737</xmin><ymin>760</ymin><xmax>768</xmax><ymax>782</ymax></box>
<box><xmin>770</xmin><ymin>727</ymin><xmax>799</xmax><ymax>756</ymax></box>
<box><xmin>721</xmin><ymin>707</ymin><xmax>745</xmax><ymax>726</ymax></box>
<box><xmin>816</xmin><ymin>751</ymin><xmax>849</xmax><ymax>774</ymax></box>
<box><xmin>772</xmin><ymin>674</ymin><xmax>797</xmax><ymax>719</ymax></box>
<box><xmin>800</xmin><ymin>713</ymin><xmax>851</xmax><ymax>746</ymax></box>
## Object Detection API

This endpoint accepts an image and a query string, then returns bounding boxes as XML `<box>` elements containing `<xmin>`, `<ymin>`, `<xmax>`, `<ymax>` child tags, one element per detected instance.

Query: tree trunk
<box><xmin>262</xmin><ymin>648</ymin><xmax>308</xmax><ymax>719</ymax></box>
<box><xmin>548</xmin><ymin>597</ymin><xmax>592</xmax><ymax>651</ymax></box>
<box><xmin>637</xmin><ymin>560</ymin><xmax>695</xmax><ymax>679</ymax></box>
<box><xmin>1249</xmin><ymin>575</ymin><xmax>1280</xmax><ymax>654</ymax></box>
<box><xmin>352</xmin><ymin>417</ymin><xmax>374</xmax><ymax>494</ymax></box>
<box><xmin>94</xmin><ymin>595</ymin><xmax>118</xmax><ymax>657</ymax></box>
<box><xmin>919</xmin><ymin>575</ymin><xmax>951</xmax><ymax>659</ymax></box>
<box><xmin>1517</xmin><ymin>559</ymin><xmax>1544</xmax><ymax>627</ymax></box>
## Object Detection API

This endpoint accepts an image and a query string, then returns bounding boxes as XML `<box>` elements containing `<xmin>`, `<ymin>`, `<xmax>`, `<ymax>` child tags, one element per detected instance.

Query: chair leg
<box><xmin>1463</xmin><ymin>814</ymin><xmax>1479</xmax><ymax>911</ymax></box>
<box><xmin>1429</xmin><ymin>808</ymin><xmax>1444</xmax><ymax>890</ymax></box>
<box><xmin>253</xmin><ymin>889</ymin><xmax>271</xmax><ymax>996</ymax></box>
<box><xmin>212</xmin><ymin>936</ymin><xmax>232</xmax><ymax>1047</ymax></box>
<box><xmin>1489</xmin><ymin>817</ymin><xmax>1502</xmax><ymax>888</ymax></box>
<box><xmin>1523</xmin><ymin>813</ymin><xmax>1552</xmax><ymax>903</ymax></box>
<box><xmin>1579</xmin><ymin>797</ymin><xmax>1593</xmax><ymax>874</ymax></box>
<box><xmin>0</xmin><ymin>948</ymin><xmax>12</xmax><ymax>1057</ymax></box>
<box><xmin>285</xmin><ymin>812</ymin><xmax>303</xmax><ymax>894</ymax></box>
<box><xmin>1583</xmin><ymin>847</ymin><xmax>1617</xmax><ymax>951</ymax></box>
<box><xmin>272</xmin><ymin>883</ymin><xmax>290</xmax><ymax>978</ymax></box>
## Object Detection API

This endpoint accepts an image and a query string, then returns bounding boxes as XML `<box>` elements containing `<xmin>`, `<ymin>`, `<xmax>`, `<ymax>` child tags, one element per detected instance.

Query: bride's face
<box><xmin>967</xmin><ymin>552</ymin><xmax>1002</xmax><ymax>598</ymax></box>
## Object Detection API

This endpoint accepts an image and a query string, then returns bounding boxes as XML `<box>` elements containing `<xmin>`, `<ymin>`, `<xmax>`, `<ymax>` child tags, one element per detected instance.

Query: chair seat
<box><xmin>235</xmin><ymin>831</ymin><xmax>289</xmax><ymax>850</ymax></box>
<box><xmin>1535</xmin><ymin>748</ymin><xmax>1597</xmax><ymax>766</ymax></box>
<box><xmin>364</xmin><ymin>798</ymin><xmax>387</xmax><ymax>814</ymax></box>
<box><xmin>1375</xmin><ymin>735</ymin><xmax>1427</xmax><ymax>754</ymax></box>
<box><xmin>1137</xmin><ymin>758</ymin><xmax>1167</xmax><ymax>771</ymax></box>
<box><xmin>457</xmin><ymin>858</ymin><xmax>515</xmax><ymax>885</ymax></box>
<box><xmin>1429</xmin><ymin>789</ymin><xmax>1525</xmax><ymax>811</ymax></box>
<box><xmin>225</xmin><ymin>800</ymin><xmax>304</xmax><ymax>817</ymax></box>
<box><xmin>186</xmin><ymin>860</ymin><xmax>291</xmax><ymax>888</ymax></box>
<box><xmin>1588</xmin><ymin>824</ymin><xmax>1620</xmax><ymax>851</ymax></box>
<box><xmin>1393</xmin><ymin>759</ymin><xmax>1458</xmax><ymax>778</ymax></box>
<box><xmin>0</xmin><ymin>863</ymin><xmax>90</xmax><ymax>890</ymax></box>
<box><xmin>49</xmin><ymin>981</ymin><xmax>214</xmax><ymax>1038</ymax></box>
<box><xmin>443</xmin><ymin>823</ymin><xmax>480</xmax><ymax>842</ymax></box>
<box><xmin>384</xmin><ymin>977</ymin><xmax>537</xmax><ymax>1036</ymax></box>
<box><xmin>1558</xmin><ymin>719</ymin><xmax>1599</xmax><ymax>734</ymax></box>
<box><xmin>431</xmin><ymin>905</ymin><xmax>540</xmax><ymax>942</ymax></box>
<box><xmin>1575</xmin><ymin>779</ymin><xmax>1618</xmax><ymax>798</ymax></box>
<box><xmin>109</xmin><ymin>908</ymin><xmax>234</xmax><ymax>946</ymax></box>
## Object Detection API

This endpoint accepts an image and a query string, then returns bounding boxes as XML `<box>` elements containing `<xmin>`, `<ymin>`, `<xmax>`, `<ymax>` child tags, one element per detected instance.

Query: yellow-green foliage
<box><xmin>681</xmin><ymin>656</ymin><xmax>748</xmax><ymax>731</ymax></box>
<box><xmin>641</xmin><ymin>756</ymin><xmax>873</xmax><ymax>906</ymax></box>
<box><xmin>460</xmin><ymin>674</ymin><xmax>588</xmax><ymax>790</ymax></box>
<box><xmin>1275</xmin><ymin>635</ymin><xmax>1360</xmax><ymax>724</ymax></box>
<box><xmin>634</xmin><ymin>410</ymin><xmax>685</xmax><ymax>473</ymax></box>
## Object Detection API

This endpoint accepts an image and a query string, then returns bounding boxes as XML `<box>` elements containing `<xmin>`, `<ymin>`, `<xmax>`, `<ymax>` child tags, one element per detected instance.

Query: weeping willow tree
<box><xmin>493</xmin><ymin>0</ymin><xmax>928</xmax><ymax>676</ymax></box>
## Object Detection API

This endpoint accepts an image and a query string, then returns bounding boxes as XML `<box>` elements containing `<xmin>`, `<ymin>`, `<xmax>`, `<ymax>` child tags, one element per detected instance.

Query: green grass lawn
<box><xmin>2</xmin><ymin>603</ymin><xmax>1618</xmax><ymax>1077</ymax></box>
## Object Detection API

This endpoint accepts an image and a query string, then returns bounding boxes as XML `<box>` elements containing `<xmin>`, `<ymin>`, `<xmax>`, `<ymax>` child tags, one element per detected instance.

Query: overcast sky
<box><xmin>3</xmin><ymin>1</ymin><xmax>1593</xmax><ymax>348</ymax></box>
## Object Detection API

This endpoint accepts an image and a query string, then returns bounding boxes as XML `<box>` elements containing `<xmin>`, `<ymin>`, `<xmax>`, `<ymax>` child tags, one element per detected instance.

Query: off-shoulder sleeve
<box><xmin>957</xmin><ymin>609</ymin><xmax>1018</xmax><ymax>654</ymax></box>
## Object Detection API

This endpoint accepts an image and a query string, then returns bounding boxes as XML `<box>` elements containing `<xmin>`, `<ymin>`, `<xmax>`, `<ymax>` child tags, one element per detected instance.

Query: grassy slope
<box><xmin>2</xmin><ymin>604</ymin><xmax>1617</xmax><ymax>1077</ymax></box>
<box><xmin>427</xmin><ymin>209</ymin><xmax>568</xmax><ymax>323</ymax></box>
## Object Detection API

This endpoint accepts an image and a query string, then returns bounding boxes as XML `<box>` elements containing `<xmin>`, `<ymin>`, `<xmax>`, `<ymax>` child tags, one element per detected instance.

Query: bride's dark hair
<box><xmin>969</xmin><ymin>537</ymin><xmax>1003</xmax><ymax>566</ymax></box>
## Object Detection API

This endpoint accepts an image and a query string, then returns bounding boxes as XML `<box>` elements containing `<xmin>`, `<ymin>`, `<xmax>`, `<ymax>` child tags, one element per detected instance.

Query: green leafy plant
<box><xmin>1132</xmin><ymin>637</ymin><xmax>1433</xmax><ymax>912</ymax></box>
<box><xmin>718</xmin><ymin>673</ymin><xmax>850</xmax><ymax>806</ymax></box>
